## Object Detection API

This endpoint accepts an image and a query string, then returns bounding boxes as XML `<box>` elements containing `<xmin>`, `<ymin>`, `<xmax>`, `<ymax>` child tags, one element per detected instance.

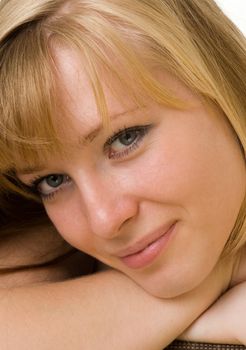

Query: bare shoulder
<box><xmin>231</xmin><ymin>245</ymin><xmax>246</xmax><ymax>287</ymax></box>
<box><xmin>224</xmin><ymin>281</ymin><xmax>246</xmax><ymax>345</ymax></box>
<box><xmin>178</xmin><ymin>280</ymin><xmax>246</xmax><ymax>345</ymax></box>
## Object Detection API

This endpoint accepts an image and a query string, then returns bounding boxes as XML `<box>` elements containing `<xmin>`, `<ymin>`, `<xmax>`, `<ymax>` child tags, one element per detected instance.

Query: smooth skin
<box><xmin>14</xmin><ymin>45</ymin><xmax>246</xmax><ymax>347</ymax></box>
<box><xmin>0</xmin><ymin>230</ymin><xmax>246</xmax><ymax>348</ymax></box>
<box><xmin>18</xmin><ymin>45</ymin><xmax>245</xmax><ymax>298</ymax></box>
<box><xmin>0</xmin><ymin>254</ymin><xmax>236</xmax><ymax>349</ymax></box>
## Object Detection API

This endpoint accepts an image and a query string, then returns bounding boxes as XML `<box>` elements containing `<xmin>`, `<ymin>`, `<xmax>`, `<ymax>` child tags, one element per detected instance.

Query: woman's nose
<box><xmin>75</xmin><ymin>171</ymin><xmax>138</xmax><ymax>239</ymax></box>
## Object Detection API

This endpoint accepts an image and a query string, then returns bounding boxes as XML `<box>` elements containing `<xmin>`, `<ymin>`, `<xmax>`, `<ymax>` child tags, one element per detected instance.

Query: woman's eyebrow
<box><xmin>78</xmin><ymin>106</ymin><xmax>143</xmax><ymax>145</ymax></box>
<box><xmin>15</xmin><ymin>165</ymin><xmax>46</xmax><ymax>176</ymax></box>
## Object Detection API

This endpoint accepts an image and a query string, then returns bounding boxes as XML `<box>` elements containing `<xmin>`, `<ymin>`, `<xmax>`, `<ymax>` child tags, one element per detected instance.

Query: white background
<box><xmin>215</xmin><ymin>0</ymin><xmax>246</xmax><ymax>35</ymax></box>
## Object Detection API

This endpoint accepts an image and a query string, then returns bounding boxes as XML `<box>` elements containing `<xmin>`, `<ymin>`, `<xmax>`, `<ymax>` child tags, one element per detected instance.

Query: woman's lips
<box><xmin>118</xmin><ymin>222</ymin><xmax>177</xmax><ymax>269</ymax></box>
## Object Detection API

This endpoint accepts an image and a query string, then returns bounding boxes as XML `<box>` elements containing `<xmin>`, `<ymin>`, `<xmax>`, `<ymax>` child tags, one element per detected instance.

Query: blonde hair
<box><xmin>0</xmin><ymin>0</ymin><xmax>245</xmax><ymax>254</ymax></box>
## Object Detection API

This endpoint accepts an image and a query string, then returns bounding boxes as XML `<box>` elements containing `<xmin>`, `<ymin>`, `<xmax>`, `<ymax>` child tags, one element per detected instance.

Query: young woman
<box><xmin>0</xmin><ymin>0</ymin><xmax>245</xmax><ymax>348</ymax></box>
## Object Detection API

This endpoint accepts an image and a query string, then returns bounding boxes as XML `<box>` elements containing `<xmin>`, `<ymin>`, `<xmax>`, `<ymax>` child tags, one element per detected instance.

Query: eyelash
<box><xmin>28</xmin><ymin>124</ymin><xmax>152</xmax><ymax>201</ymax></box>
<box><xmin>29</xmin><ymin>175</ymin><xmax>71</xmax><ymax>201</ymax></box>
<box><xmin>105</xmin><ymin>125</ymin><xmax>151</xmax><ymax>159</ymax></box>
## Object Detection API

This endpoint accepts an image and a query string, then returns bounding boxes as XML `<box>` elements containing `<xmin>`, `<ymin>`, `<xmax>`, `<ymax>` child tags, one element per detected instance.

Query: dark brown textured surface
<box><xmin>166</xmin><ymin>341</ymin><xmax>246</xmax><ymax>350</ymax></box>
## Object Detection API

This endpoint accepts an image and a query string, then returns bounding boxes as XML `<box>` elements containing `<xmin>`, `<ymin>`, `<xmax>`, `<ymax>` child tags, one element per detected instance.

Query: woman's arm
<box><xmin>179</xmin><ymin>281</ymin><xmax>246</xmax><ymax>345</ymax></box>
<box><xmin>0</xmin><ymin>261</ymin><xmax>232</xmax><ymax>350</ymax></box>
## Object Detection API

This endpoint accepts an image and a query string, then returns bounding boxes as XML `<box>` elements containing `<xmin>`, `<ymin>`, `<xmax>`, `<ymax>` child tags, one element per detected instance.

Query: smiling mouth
<box><xmin>117</xmin><ymin>222</ymin><xmax>177</xmax><ymax>269</ymax></box>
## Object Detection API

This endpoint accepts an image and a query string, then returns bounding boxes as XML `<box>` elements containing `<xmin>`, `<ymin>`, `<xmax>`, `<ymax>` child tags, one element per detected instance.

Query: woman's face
<box><xmin>18</xmin><ymin>47</ymin><xmax>246</xmax><ymax>297</ymax></box>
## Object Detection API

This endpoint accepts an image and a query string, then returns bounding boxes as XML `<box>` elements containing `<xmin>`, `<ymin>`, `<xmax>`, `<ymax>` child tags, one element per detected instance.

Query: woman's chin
<box><xmin>134</xmin><ymin>279</ymin><xmax>190</xmax><ymax>299</ymax></box>
<box><xmin>132</xmin><ymin>272</ymin><xmax>203</xmax><ymax>299</ymax></box>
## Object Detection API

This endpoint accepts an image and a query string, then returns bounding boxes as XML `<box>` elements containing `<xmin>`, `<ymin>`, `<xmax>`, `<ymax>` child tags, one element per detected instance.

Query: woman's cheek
<box><xmin>44</xmin><ymin>200</ymin><xmax>88</xmax><ymax>249</ymax></box>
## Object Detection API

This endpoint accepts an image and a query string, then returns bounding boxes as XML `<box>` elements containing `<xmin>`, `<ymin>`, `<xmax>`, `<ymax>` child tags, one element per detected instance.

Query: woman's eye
<box><xmin>118</xmin><ymin>130</ymin><xmax>139</xmax><ymax>146</ymax></box>
<box><xmin>105</xmin><ymin>125</ymin><xmax>151</xmax><ymax>159</ymax></box>
<box><xmin>45</xmin><ymin>174</ymin><xmax>64</xmax><ymax>188</ymax></box>
<box><xmin>32</xmin><ymin>174</ymin><xmax>71</xmax><ymax>199</ymax></box>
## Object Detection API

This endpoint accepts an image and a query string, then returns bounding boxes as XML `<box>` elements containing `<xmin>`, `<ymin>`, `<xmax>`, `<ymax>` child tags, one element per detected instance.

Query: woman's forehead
<box><xmin>53</xmin><ymin>44</ymin><xmax>139</xmax><ymax>122</ymax></box>
<box><xmin>53</xmin><ymin>43</ymin><xmax>199</xmax><ymax>124</ymax></box>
